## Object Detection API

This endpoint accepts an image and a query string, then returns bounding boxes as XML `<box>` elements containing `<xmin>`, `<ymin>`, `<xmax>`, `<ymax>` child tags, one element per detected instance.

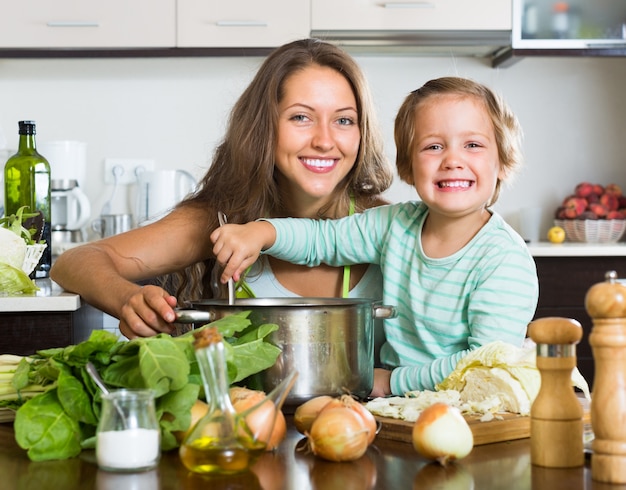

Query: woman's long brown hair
<box><xmin>169</xmin><ymin>38</ymin><xmax>393</xmax><ymax>304</ymax></box>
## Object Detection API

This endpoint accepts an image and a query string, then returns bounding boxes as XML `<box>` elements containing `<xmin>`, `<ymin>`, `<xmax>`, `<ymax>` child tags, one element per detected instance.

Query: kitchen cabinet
<box><xmin>311</xmin><ymin>0</ymin><xmax>512</xmax><ymax>32</ymax></box>
<box><xmin>0</xmin><ymin>0</ymin><xmax>176</xmax><ymax>48</ymax></box>
<box><xmin>310</xmin><ymin>0</ymin><xmax>512</xmax><ymax>57</ymax></box>
<box><xmin>0</xmin><ymin>280</ymin><xmax>103</xmax><ymax>355</ymax></box>
<box><xmin>533</xmin><ymin>255</ymin><xmax>626</xmax><ymax>390</ymax></box>
<box><xmin>177</xmin><ymin>0</ymin><xmax>310</xmax><ymax>48</ymax></box>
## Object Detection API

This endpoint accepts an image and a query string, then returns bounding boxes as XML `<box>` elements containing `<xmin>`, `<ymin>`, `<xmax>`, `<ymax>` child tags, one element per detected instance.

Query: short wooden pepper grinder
<box><xmin>528</xmin><ymin>316</ymin><xmax>584</xmax><ymax>468</ymax></box>
<box><xmin>585</xmin><ymin>270</ymin><xmax>626</xmax><ymax>484</ymax></box>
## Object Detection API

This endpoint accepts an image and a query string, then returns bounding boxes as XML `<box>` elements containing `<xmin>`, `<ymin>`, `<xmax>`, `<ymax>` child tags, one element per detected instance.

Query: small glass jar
<box><xmin>96</xmin><ymin>389</ymin><xmax>160</xmax><ymax>473</ymax></box>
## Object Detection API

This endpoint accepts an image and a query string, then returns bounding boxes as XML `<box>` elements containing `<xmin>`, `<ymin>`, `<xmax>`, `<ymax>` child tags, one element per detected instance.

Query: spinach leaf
<box><xmin>56</xmin><ymin>368</ymin><xmax>97</xmax><ymax>425</ymax></box>
<box><xmin>157</xmin><ymin>383</ymin><xmax>201</xmax><ymax>450</ymax></box>
<box><xmin>14</xmin><ymin>390</ymin><xmax>82</xmax><ymax>461</ymax></box>
<box><xmin>138</xmin><ymin>336</ymin><xmax>190</xmax><ymax>395</ymax></box>
<box><xmin>13</xmin><ymin>311</ymin><xmax>281</xmax><ymax>461</ymax></box>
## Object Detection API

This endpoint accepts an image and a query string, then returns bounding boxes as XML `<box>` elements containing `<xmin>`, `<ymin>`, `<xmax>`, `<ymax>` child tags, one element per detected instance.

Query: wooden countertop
<box><xmin>0</xmin><ymin>417</ymin><xmax>611</xmax><ymax>490</ymax></box>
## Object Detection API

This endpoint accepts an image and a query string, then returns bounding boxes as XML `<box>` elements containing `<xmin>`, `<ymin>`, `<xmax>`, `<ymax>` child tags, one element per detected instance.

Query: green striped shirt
<box><xmin>265</xmin><ymin>201</ymin><xmax>539</xmax><ymax>394</ymax></box>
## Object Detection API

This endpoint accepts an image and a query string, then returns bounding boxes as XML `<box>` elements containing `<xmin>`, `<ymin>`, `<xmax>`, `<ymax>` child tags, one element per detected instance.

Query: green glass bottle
<box><xmin>4</xmin><ymin>121</ymin><xmax>51</xmax><ymax>278</ymax></box>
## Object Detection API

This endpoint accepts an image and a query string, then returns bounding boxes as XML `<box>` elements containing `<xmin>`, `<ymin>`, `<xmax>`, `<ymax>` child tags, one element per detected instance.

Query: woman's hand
<box><xmin>210</xmin><ymin>221</ymin><xmax>276</xmax><ymax>283</ymax></box>
<box><xmin>118</xmin><ymin>285</ymin><xmax>180</xmax><ymax>339</ymax></box>
<box><xmin>371</xmin><ymin>368</ymin><xmax>392</xmax><ymax>398</ymax></box>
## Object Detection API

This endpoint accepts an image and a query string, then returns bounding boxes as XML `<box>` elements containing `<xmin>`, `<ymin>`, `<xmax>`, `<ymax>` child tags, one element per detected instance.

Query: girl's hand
<box><xmin>210</xmin><ymin>221</ymin><xmax>276</xmax><ymax>283</ymax></box>
<box><xmin>371</xmin><ymin>368</ymin><xmax>392</xmax><ymax>397</ymax></box>
<box><xmin>118</xmin><ymin>285</ymin><xmax>179</xmax><ymax>339</ymax></box>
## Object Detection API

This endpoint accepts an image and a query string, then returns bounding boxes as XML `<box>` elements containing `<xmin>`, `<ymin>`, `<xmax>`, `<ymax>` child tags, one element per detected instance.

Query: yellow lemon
<box><xmin>547</xmin><ymin>226</ymin><xmax>566</xmax><ymax>244</ymax></box>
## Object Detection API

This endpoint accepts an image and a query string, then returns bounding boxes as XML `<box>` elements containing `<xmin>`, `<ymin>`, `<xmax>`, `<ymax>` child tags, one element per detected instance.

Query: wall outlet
<box><xmin>104</xmin><ymin>158</ymin><xmax>155</xmax><ymax>185</ymax></box>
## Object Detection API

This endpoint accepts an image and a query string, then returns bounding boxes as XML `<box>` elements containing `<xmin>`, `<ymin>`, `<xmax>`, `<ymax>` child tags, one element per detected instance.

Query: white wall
<box><xmin>1</xmin><ymin>53</ymin><xmax>625</xmax><ymax>240</ymax></box>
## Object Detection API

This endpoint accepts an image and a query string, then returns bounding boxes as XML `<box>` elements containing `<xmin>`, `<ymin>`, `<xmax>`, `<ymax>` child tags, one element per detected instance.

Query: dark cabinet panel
<box><xmin>0</xmin><ymin>304</ymin><xmax>104</xmax><ymax>355</ymax></box>
<box><xmin>533</xmin><ymin>255</ymin><xmax>626</xmax><ymax>389</ymax></box>
<box><xmin>0</xmin><ymin>313</ymin><xmax>74</xmax><ymax>355</ymax></box>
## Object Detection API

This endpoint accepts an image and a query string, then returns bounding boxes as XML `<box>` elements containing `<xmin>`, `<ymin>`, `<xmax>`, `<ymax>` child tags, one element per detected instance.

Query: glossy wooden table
<box><xmin>2</xmin><ymin>418</ymin><xmax>624</xmax><ymax>490</ymax></box>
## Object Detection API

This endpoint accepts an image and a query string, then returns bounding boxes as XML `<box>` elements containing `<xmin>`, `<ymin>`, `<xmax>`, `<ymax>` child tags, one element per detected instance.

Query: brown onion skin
<box><xmin>412</xmin><ymin>403</ymin><xmax>474</xmax><ymax>466</ymax></box>
<box><xmin>317</xmin><ymin>395</ymin><xmax>378</xmax><ymax>446</ymax></box>
<box><xmin>308</xmin><ymin>406</ymin><xmax>370</xmax><ymax>462</ymax></box>
<box><xmin>230</xmin><ymin>387</ymin><xmax>287</xmax><ymax>451</ymax></box>
<box><xmin>173</xmin><ymin>387</ymin><xmax>287</xmax><ymax>450</ymax></box>
<box><xmin>294</xmin><ymin>395</ymin><xmax>334</xmax><ymax>434</ymax></box>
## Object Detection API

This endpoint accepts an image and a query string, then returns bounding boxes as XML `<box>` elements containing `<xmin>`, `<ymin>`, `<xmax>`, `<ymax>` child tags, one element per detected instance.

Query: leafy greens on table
<box><xmin>5</xmin><ymin>311</ymin><xmax>281</xmax><ymax>461</ymax></box>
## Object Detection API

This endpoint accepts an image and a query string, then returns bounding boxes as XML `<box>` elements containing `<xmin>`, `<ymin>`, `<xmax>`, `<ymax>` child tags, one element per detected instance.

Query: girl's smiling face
<box><xmin>411</xmin><ymin>94</ymin><xmax>504</xmax><ymax>220</ymax></box>
<box><xmin>274</xmin><ymin>64</ymin><xmax>360</xmax><ymax>216</ymax></box>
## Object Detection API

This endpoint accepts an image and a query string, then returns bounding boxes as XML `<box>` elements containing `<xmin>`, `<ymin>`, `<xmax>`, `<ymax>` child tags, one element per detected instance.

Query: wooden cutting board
<box><xmin>375</xmin><ymin>409</ymin><xmax>591</xmax><ymax>446</ymax></box>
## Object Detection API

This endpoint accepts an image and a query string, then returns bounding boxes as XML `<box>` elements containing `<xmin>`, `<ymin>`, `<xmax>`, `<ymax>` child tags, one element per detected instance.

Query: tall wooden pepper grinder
<box><xmin>528</xmin><ymin>316</ymin><xmax>584</xmax><ymax>468</ymax></box>
<box><xmin>585</xmin><ymin>270</ymin><xmax>626</xmax><ymax>484</ymax></box>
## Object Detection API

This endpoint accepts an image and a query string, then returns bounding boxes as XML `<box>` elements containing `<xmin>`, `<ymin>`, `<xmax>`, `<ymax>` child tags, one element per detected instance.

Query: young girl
<box><xmin>211</xmin><ymin>77</ymin><xmax>539</xmax><ymax>397</ymax></box>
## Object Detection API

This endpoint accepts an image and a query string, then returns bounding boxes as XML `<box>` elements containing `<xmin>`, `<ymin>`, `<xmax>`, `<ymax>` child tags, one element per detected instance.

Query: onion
<box><xmin>173</xmin><ymin>387</ymin><xmax>287</xmax><ymax>450</ymax></box>
<box><xmin>230</xmin><ymin>386</ymin><xmax>287</xmax><ymax>451</ymax></box>
<box><xmin>412</xmin><ymin>403</ymin><xmax>474</xmax><ymax>466</ymax></box>
<box><xmin>308</xmin><ymin>405</ymin><xmax>370</xmax><ymax>462</ymax></box>
<box><xmin>294</xmin><ymin>395</ymin><xmax>333</xmax><ymax>434</ymax></box>
<box><xmin>318</xmin><ymin>395</ymin><xmax>378</xmax><ymax>446</ymax></box>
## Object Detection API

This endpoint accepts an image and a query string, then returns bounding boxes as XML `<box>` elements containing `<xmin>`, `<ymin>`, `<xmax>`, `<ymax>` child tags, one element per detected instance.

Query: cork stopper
<box><xmin>528</xmin><ymin>317</ymin><xmax>582</xmax><ymax>345</ymax></box>
<box><xmin>585</xmin><ymin>270</ymin><xmax>626</xmax><ymax>319</ymax></box>
<box><xmin>193</xmin><ymin>326</ymin><xmax>223</xmax><ymax>349</ymax></box>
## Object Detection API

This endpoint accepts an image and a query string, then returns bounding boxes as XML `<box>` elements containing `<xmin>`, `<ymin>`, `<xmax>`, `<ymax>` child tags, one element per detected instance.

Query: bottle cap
<box><xmin>18</xmin><ymin>120</ymin><xmax>36</xmax><ymax>135</ymax></box>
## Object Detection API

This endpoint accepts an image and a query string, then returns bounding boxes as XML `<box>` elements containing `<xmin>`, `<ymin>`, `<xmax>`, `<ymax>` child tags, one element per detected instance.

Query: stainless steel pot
<box><xmin>176</xmin><ymin>298</ymin><xmax>396</xmax><ymax>406</ymax></box>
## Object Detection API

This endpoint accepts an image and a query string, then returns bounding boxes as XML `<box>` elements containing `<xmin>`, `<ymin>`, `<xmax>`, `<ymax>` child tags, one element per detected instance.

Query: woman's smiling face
<box><xmin>411</xmin><ymin>94</ymin><xmax>503</xmax><ymax>219</ymax></box>
<box><xmin>274</xmin><ymin>64</ymin><xmax>360</xmax><ymax>214</ymax></box>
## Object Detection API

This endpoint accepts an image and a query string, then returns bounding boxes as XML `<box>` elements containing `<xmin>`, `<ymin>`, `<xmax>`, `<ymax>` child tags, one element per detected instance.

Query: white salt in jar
<box><xmin>96</xmin><ymin>389</ymin><xmax>160</xmax><ymax>472</ymax></box>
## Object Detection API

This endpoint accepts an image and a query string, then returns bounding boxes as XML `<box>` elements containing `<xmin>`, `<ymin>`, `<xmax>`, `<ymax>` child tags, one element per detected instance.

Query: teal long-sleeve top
<box><xmin>264</xmin><ymin>201</ymin><xmax>539</xmax><ymax>394</ymax></box>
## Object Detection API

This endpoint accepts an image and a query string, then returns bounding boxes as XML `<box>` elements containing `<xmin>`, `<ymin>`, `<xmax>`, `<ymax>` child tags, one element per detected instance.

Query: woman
<box><xmin>50</xmin><ymin>38</ymin><xmax>393</xmax><ymax>340</ymax></box>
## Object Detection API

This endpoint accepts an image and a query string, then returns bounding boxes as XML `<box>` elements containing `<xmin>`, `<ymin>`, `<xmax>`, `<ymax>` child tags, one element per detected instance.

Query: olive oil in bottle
<box><xmin>3</xmin><ymin>121</ymin><xmax>51</xmax><ymax>278</ymax></box>
<box><xmin>179</xmin><ymin>327</ymin><xmax>266</xmax><ymax>475</ymax></box>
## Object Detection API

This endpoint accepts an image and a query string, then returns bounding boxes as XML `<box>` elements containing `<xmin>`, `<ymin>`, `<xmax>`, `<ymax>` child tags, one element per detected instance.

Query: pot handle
<box><xmin>373</xmin><ymin>304</ymin><xmax>397</xmax><ymax>319</ymax></box>
<box><xmin>174</xmin><ymin>309</ymin><xmax>216</xmax><ymax>324</ymax></box>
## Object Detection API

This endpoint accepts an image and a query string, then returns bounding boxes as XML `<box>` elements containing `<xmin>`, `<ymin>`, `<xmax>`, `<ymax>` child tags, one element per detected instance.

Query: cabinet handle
<box><xmin>46</xmin><ymin>21</ymin><xmax>100</xmax><ymax>28</ymax></box>
<box><xmin>383</xmin><ymin>2</ymin><xmax>435</xmax><ymax>8</ymax></box>
<box><xmin>215</xmin><ymin>21</ymin><xmax>268</xmax><ymax>27</ymax></box>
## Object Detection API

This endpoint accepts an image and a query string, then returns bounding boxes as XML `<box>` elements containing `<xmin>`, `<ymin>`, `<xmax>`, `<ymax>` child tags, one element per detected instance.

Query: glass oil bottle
<box><xmin>179</xmin><ymin>327</ymin><xmax>266</xmax><ymax>475</ymax></box>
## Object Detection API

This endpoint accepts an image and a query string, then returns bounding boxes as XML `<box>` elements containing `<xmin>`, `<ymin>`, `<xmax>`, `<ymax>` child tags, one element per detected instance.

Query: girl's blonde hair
<box><xmin>394</xmin><ymin>76</ymin><xmax>523</xmax><ymax>207</ymax></box>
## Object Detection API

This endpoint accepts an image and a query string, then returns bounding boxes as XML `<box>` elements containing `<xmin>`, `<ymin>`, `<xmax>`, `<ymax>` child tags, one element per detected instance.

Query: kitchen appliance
<box><xmin>50</xmin><ymin>179</ymin><xmax>90</xmax><ymax>254</ymax></box>
<box><xmin>175</xmin><ymin>297</ymin><xmax>396</xmax><ymax>405</ymax></box>
<box><xmin>92</xmin><ymin>213</ymin><xmax>133</xmax><ymax>238</ymax></box>
<box><xmin>40</xmin><ymin>141</ymin><xmax>91</xmax><ymax>253</ymax></box>
<box><xmin>51</xmin><ymin>179</ymin><xmax>90</xmax><ymax>231</ymax></box>
<box><xmin>135</xmin><ymin>169</ymin><xmax>196</xmax><ymax>226</ymax></box>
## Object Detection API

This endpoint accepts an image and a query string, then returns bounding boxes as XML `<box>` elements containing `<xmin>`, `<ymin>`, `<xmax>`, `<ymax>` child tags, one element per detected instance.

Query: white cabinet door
<box><xmin>312</xmin><ymin>0</ymin><xmax>512</xmax><ymax>31</ymax></box>
<box><xmin>177</xmin><ymin>0</ymin><xmax>311</xmax><ymax>47</ymax></box>
<box><xmin>0</xmin><ymin>0</ymin><xmax>175</xmax><ymax>48</ymax></box>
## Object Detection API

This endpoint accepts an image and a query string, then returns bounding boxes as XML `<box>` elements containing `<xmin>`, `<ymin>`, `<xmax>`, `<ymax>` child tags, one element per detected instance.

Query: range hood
<box><xmin>310</xmin><ymin>29</ymin><xmax>512</xmax><ymax>58</ymax></box>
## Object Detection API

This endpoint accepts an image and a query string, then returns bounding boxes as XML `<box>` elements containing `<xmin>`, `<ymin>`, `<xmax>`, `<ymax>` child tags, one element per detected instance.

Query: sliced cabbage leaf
<box><xmin>437</xmin><ymin>340</ymin><xmax>591</xmax><ymax>405</ymax></box>
<box><xmin>0</xmin><ymin>262</ymin><xmax>39</xmax><ymax>295</ymax></box>
<box><xmin>0</xmin><ymin>226</ymin><xmax>27</xmax><ymax>269</ymax></box>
